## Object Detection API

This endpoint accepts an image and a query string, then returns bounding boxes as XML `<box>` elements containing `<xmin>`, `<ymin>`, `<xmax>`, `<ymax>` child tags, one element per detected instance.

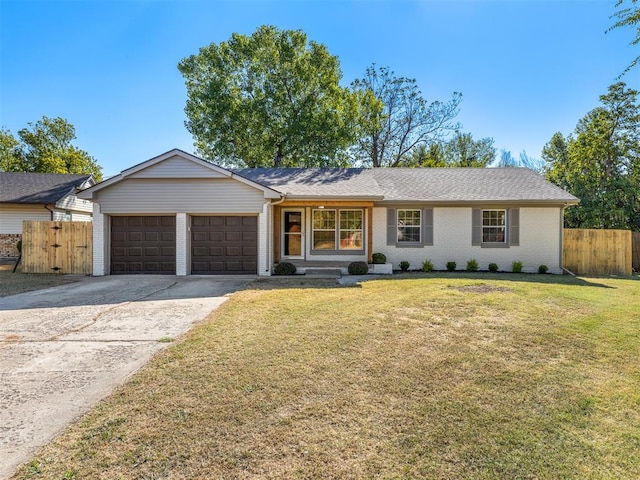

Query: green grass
<box><xmin>14</xmin><ymin>273</ymin><xmax>640</xmax><ymax>479</ymax></box>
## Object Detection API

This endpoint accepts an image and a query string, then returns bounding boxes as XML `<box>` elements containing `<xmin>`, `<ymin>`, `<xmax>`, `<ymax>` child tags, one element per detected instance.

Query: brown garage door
<box><xmin>191</xmin><ymin>216</ymin><xmax>257</xmax><ymax>274</ymax></box>
<box><xmin>111</xmin><ymin>216</ymin><xmax>176</xmax><ymax>274</ymax></box>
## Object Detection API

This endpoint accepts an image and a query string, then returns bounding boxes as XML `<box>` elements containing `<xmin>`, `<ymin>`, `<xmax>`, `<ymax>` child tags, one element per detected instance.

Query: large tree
<box><xmin>609</xmin><ymin>0</ymin><xmax>640</xmax><ymax>76</ymax></box>
<box><xmin>0</xmin><ymin>116</ymin><xmax>102</xmax><ymax>180</ymax></box>
<box><xmin>178</xmin><ymin>25</ymin><xmax>361</xmax><ymax>168</ymax></box>
<box><xmin>543</xmin><ymin>82</ymin><xmax>640</xmax><ymax>230</ymax></box>
<box><xmin>350</xmin><ymin>64</ymin><xmax>461</xmax><ymax>167</ymax></box>
<box><xmin>408</xmin><ymin>132</ymin><xmax>495</xmax><ymax>167</ymax></box>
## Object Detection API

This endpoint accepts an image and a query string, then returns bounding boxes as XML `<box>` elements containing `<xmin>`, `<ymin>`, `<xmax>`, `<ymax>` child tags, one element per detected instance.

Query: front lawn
<box><xmin>15</xmin><ymin>274</ymin><xmax>640</xmax><ymax>479</ymax></box>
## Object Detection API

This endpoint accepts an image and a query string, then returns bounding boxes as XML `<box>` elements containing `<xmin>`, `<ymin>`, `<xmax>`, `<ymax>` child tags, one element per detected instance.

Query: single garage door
<box><xmin>191</xmin><ymin>216</ymin><xmax>257</xmax><ymax>274</ymax></box>
<box><xmin>111</xmin><ymin>216</ymin><xmax>176</xmax><ymax>274</ymax></box>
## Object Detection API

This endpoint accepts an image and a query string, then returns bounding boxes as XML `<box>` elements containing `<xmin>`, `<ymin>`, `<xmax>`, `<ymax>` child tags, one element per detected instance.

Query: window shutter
<box><xmin>472</xmin><ymin>208</ymin><xmax>482</xmax><ymax>246</ymax></box>
<box><xmin>423</xmin><ymin>208</ymin><xmax>433</xmax><ymax>246</ymax></box>
<box><xmin>387</xmin><ymin>209</ymin><xmax>396</xmax><ymax>245</ymax></box>
<box><xmin>509</xmin><ymin>208</ymin><xmax>520</xmax><ymax>246</ymax></box>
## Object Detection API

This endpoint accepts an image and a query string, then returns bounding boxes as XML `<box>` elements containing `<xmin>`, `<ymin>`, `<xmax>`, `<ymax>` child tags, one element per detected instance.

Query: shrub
<box><xmin>399</xmin><ymin>261</ymin><xmax>410</xmax><ymax>271</ymax></box>
<box><xmin>538</xmin><ymin>264</ymin><xmax>549</xmax><ymax>274</ymax></box>
<box><xmin>512</xmin><ymin>261</ymin><xmax>523</xmax><ymax>273</ymax></box>
<box><xmin>421</xmin><ymin>259</ymin><xmax>434</xmax><ymax>272</ymax></box>
<box><xmin>348</xmin><ymin>261</ymin><xmax>369</xmax><ymax>275</ymax></box>
<box><xmin>446</xmin><ymin>261</ymin><xmax>456</xmax><ymax>272</ymax></box>
<box><xmin>16</xmin><ymin>240</ymin><xmax>22</xmax><ymax>253</ymax></box>
<box><xmin>488</xmin><ymin>262</ymin><xmax>498</xmax><ymax>272</ymax></box>
<box><xmin>371</xmin><ymin>252</ymin><xmax>387</xmax><ymax>264</ymax></box>
<box><xmin>273</xmin><ymin>262</ymin><xmax>296</xmax><ymax>275</ymax></box>
<box><xmin>466</xmin><ymin>259</ymin><xmax>479</xmax><ymax>272</ymax></box>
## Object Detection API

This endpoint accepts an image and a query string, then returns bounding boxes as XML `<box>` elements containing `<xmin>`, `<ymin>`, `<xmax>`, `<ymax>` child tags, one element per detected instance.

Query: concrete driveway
<box><xmin>0</xmin><ymin>275</ymin><xmax>253</xmax><ymax>479</ymax></box>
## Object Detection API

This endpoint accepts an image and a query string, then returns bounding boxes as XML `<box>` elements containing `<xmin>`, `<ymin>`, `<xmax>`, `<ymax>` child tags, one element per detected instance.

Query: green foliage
<box><xmin>512</xmin><ymin>261</ymin><xmax>523</xmax><ymax>273</ymax></box>
<box><xmin>543</xmin><ymin>82</ymin><xmax>640</xmax><ymax>231</ymax></box>
<box><xmin>538</xmin><ymin>264</ymin><xmax>549</xmax><ymax>274</ymax></box>
<box><xmin>399</xmin><ymin>261</ymin><xmax>410</xmax><ymax>271</ymax></box>
<box><xmin>488</xmin><ymin>262</ymin><xmax>498</xmax><ymax>272</ymax></box>
<box><xmin>178</xmin><ymin>25</ymin><xmax>361</xmax><ymax>168</ymax></box>
<box><xmin>348</xmin><ymin>261</ymin><xmax>369</xmax><ymax>275</ymax></box>
<box><xmin>421</xmin><ymin>259</ymin><xmax>434</xmax><ymax>272</ymax></box>
<box><xmin>0</xmin><ymin>117</ymin><xmax>102</xmax><ymax>181</ymax></box>
<box><xmin>16</xmin><ymin>240</ymin><xmax>22</xmax><ymax>253</ymax></box>
<box><xmin>410</xmin><ymin>132</ymin><xmax>495</xmax><ymax>167</ymax></box>
<box><xmin>609</xmin><ymin>0</ymin><xmax>640</xmax><ymax>76</ymax></box>
<box><xmin>466</xmin><ymin>259</ymin><xmax>479</xmax><ymax>272</ymax></box>
<box><xmin>274</xmin><ymin>262</ymin><xmax>297</xmax><ymax>275</ymax></box>
<box><xmin>351</xmin><ymin>64</ymin><xmax>461</xmax><ymax>167</ymax></box>
<box><xmin>446</xmin><ymin>261</ymin><xmax>456</xmax><ymax>272</ymax></box>
<box><xmin>372</xmin><ymin>252</ymin><xmax>387</xmax><ymax>264</ymax></box>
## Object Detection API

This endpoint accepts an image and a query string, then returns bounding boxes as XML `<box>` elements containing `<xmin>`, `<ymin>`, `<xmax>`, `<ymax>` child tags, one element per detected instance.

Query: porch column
<box><xmin>92</xmin><ymin>202</ymin><xmax>106</xmax><ymax>276</ymax></box>
<box><xmin>258</xmin><ymin>202</ymin><xmax>271</xmax><ymax>276</ymax></box>
<box><xmin>367</xmin><ymin>206</ymin><xmax>373</xmax><ymax>263</ymax></box>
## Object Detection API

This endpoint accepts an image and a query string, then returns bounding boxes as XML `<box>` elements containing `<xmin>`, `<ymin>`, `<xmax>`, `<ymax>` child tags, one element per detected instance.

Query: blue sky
<box><xmin>1</xmin><ymin>0</ymin><xmax>638</xmax><ymax>177</ymax></box>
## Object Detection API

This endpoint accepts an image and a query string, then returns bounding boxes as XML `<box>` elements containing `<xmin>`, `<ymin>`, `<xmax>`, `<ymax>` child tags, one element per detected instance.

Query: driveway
<box><xmin>0</xmin><ymin>275</ymin><xmax>253</xmax><ymax>479</ymax></box>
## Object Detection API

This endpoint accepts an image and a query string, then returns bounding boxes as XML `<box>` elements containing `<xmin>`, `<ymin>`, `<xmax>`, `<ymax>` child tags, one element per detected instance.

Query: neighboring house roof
<box><xmin>236</xmin><ymin>167</ymin><xmax>579</xmax><ymax>204</ymax></box>
<box><xmin>0</xmin><ymin>172</ymin><xmax>93</xmax><ymax>204</ymax></box>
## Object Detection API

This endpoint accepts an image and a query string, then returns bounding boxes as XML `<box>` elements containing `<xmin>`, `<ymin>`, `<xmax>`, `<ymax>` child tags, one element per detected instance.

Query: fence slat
<box><xmin>22</xmin><ymin>221</ymin><xmax>92</xmax><ymax>274</ymax></box>
<box><xmin>633</xmin><ymin>232</ymin><xmax>640</xmax><ymax>273</ymax></box>
<box><xmin>563</xmin><ymin>228</ymin><xmax>632</xmax><ymax>276</ymax></box>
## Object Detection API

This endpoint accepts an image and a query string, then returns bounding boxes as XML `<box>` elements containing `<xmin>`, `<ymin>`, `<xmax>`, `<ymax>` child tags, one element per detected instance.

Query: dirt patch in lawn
<box><xmin>0</xmin><ymin>261</ymin><xmax>78</xmax><ymax>297</ymax></box>
<box><xmin>449</xmin><ymin>283</ymin><xmax>513</xmax><ymax>293</ymax></box>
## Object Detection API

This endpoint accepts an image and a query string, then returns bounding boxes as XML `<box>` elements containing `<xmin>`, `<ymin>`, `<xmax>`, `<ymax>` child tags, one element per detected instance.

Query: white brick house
<box><xmin>78</xmin><ymin>149</ymin><xmax>578</xmax><ymax>276</ymax></box>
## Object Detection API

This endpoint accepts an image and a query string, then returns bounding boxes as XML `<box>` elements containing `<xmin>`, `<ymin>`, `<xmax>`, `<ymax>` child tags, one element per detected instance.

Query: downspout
<box><xmin>266</xmin><ymin>196</ymin><xmax>286</xmax><ymax>273</ymax></box>
<box><xmin>44</xmin><ymin>204</ymin><xmax>54</xmax><ymax>220</ymax></box>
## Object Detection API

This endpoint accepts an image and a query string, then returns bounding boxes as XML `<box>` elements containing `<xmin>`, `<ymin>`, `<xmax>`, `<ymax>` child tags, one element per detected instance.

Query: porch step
<box><xmin>300</xmin><ymin>268</ymin><xmax>343</xmax><ymax>278</ymax></box>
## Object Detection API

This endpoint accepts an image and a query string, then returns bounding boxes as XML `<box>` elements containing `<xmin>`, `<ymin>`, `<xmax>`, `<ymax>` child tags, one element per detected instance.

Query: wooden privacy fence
<box><xmin>22</xmin><ymin>221</ymin><xmax>92</xmax><ymax>274</ymax></box>
<box><xmin>633</xmin><ymin>232</ymin><xmax>640</xmax><ymax>273</ymax></box>
<box><xmin>563</xmin><ymin>228</ymin><xmax>632</xmax><ymax>276</ymax></box>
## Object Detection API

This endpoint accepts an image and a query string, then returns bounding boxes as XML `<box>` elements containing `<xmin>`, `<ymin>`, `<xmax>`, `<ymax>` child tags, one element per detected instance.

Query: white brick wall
<box><xmin>176</xmin><ymin>213</ymin><xmax>187</xmax><ymax>276</ymax></box>
<box><xmin>372</xmin><ymin>206</ymin><xmax>563</xmax><ymax>273</ymax></box>
<box><xmin>92</xmin><ymin>203</ymin><xmax>105</xmax><ymax>276</ymax></box>
<box><xmin>258</xmin><ymin>203</ymin><xmax>270</xmax><ymax>276</ymax></box>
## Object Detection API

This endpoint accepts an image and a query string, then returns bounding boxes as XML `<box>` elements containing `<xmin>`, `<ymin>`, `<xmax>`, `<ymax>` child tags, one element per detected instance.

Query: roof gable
<box><xmin>78</xmin><ymin>149</ymin><xmax>281</xmax><ymax>200</ymax></box>
<box><xmin>0</xmin><ymin>172</ymin><xmax>94</xmax><ymax>204</ymax></box>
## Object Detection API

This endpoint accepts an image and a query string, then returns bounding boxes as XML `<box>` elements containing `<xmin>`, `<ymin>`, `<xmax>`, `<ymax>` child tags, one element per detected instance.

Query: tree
<box><xmin>178</xmin><ymin>25</ymin><xmax>361</xmax><ymax>168</ymax></box>
<box><xmin>495</xmin><ymin>149</ymin><xmax>543</xmax><ymax>170</ymax></box>
<box><xmin>408</xmin><ymin>132</ymin><xmax>495</xmax><ymax>167</ymax></box>
<box><xmin>351</xmin><ymin>64</ymin><xmax>462</xmax><ymax>167</ymax></box>
<box><xmin>543</xmin><ymin>82</ymin><xmax>640</xmax><ymax>230</ymax></box>
<box><xmin>608</xmin><ymin>0</ymin><xmax>640</xmax><ymax>76</ymax></box>
<box><xmin>0</xmin><ymin>117</ymin><xmax>102</xmax><ymax>181</ymax></box>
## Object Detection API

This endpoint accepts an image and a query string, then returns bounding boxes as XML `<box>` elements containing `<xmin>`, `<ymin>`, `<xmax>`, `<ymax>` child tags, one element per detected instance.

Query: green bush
<box><xmin>512</xmin><ymin>261</ymin><xmax>523</xmax><ymax>273</ymax></box>
<box><xmin>421</xmin><ymin>259</ymin><xmax>434</xmax><ymax>272</ymax></box>
<box><xmin>466</xmin><ymin>259</ymin><xmax>479</xmax><ymax>272</ymax></box>
<box><xmin>538</xmin><ymin>264</ymin><xmax>549</xmax><ymax>274</ymax></box>
<box><xmin>488</xmin><ymin>262</ymin><xmax>498</xmax><ymax>272</ymax></box>
<box><xmin>399</xmin><ymin>261</ymin><xmax>410</xmax><ymax>271</ymax></box>
<box><xmin>372</xmin><ymin>252</ymin><xmax>387</xmax><ymax>264</ymax></box>
<box><xmin>16</xmin><ymin>239</ymin><xmax>22</xmax><ymax>253</ymax></box>
<box><xmin>348</xmin><ymin>261</ymin><xmax>369</xmax><ymax>275</ymax></box>
<box><xmin>446</xmin><ymin>261</ymin><xmax>457</xmax><ymax>272</ymax></box>
<box><xmin>274</xmin><ymin>262</ymin><xmax>296</xmax><ymax>275</ymax></box>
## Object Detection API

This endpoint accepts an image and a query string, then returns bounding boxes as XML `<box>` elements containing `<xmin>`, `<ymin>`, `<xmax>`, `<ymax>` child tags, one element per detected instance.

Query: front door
<box><xmin>282</xmin><ymin>209</ymin><xmax>304</xmax><ymax>259</ymax></box>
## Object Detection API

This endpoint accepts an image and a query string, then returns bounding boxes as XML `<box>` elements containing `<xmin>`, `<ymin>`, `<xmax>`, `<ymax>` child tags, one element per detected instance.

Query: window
<box><xmin>482</xmin><ymin>209</ymin><xmax>506</xmax><ymax>243</ymax></box>
<box><xmin>397</xmin><ymin>209</ymin><xmax>421</xmax><ymax>243</ymax></box>
<box><xmin>312</xmin><ymin>209</ymin><xmax>363</xmax><ymax>251</ymax></box>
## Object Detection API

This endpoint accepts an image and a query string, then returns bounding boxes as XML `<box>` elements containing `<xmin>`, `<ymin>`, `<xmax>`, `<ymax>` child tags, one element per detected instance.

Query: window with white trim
<box><xmin>482</xmin><ymin>209</ymin><xmax>506</xmax><ymax>243</ymax></box>
<box><xmin>397</xmin><ymin>209</ymin><xmax>421</xmax><ymax>243</ymax></box>
<box><xmin>312</xmin><ymin>209</ymin><xmax>363</xmax><ymax>250</ymax></box>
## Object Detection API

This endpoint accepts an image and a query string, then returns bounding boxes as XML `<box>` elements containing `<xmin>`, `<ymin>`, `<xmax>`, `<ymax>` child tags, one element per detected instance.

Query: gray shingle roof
<box><xmin>0</xmin><ymin>172</ymin><xmax>92</xmax><ymax>204</ymax></box>
<box><xmin>235</xmin><ymin>167</ymin><xmax>578</xmax><ymax>203</ymax></box>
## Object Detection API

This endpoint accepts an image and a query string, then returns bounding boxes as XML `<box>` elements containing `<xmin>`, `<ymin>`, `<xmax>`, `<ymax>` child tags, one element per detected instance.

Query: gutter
<box><xmin>44</xmin><ymin>204</ymin><xmax>54</xmax><ymax>220</ymax></box>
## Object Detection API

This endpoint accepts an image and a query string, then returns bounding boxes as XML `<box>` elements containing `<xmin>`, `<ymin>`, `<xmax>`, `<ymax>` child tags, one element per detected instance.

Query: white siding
<box><xmin>95</xmin><ymin>178</ymin><xmax>265</xmax><ymax>214</ymax></box>
<box><xmin>0</xmin><ymin>204</ymin><xmax>51</xmax><ymax>234</ymax></box>
<box><xmin>372</xmin><ymin>206</ymin><xmax>563</xmax><ymax>274</ymax></box>
<box><xmin>56</xmin><ymin>193</ymin><xmax>93</xmax><ymax>214</ymax></box>
<box><xmin>129</xmin><ymin>154</ymin><xmax>228</xmax><ymax>179</ymax></box>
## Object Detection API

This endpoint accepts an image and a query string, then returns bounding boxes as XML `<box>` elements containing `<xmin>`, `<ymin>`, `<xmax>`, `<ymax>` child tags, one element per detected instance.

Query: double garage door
<box><xmin>110</xmin><ymin>215</ymin><xmax>257</xmax><ymax>275</ymax></box>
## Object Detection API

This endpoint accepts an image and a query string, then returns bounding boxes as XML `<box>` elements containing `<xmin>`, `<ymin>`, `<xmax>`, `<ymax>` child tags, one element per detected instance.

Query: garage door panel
<box><xmin>111</xmin><ymin>216</ymin><xmax>176</xmax><ymax>274</ymax></box>
<box><xmin>190</xmin><ymin>216</ymin><xmax>257</xmax><ymax>275</ymax></box>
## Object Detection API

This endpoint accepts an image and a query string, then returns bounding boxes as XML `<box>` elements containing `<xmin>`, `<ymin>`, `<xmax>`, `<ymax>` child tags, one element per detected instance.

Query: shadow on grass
<box><xmin>248</xmin><ymin>271</ymin><xmax>623</xmax><ymax>291</ymax></box>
